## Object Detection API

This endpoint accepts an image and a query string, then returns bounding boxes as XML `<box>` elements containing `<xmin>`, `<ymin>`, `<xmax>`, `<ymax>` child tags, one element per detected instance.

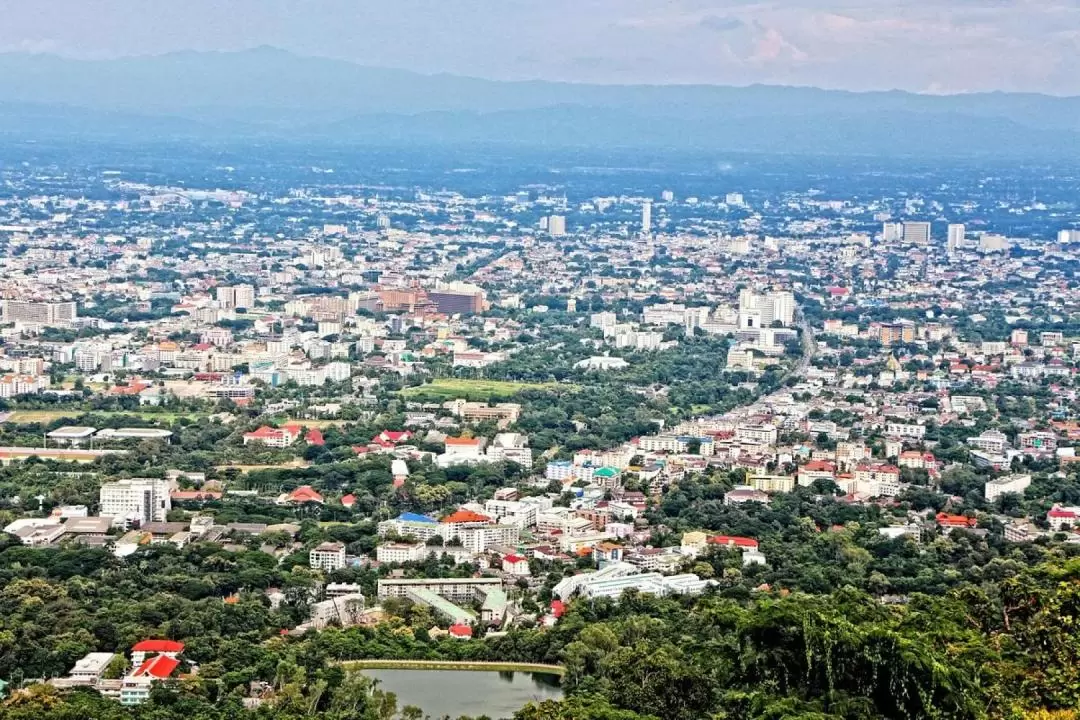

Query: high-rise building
<box><xmin>641</xmin><ymin>201</ymin><xmax>652</xmax><ymax>236</ymax></box>
<box><xmin>882</xmin><ymin>222</ymin><xmax>903</xmax><ymax>244</ymax></box>
<box><xmin>739</xmin><ymin>290</ymin><xmax>795</xmax><ymax>329</ymax></box>
<box><xmin>661</xmin><ymin>190</ymin><xmax>675</xmax><ymax>202</ymax></box>
<box><xmin>947</xmin><ymin>224</ymin><xmax>965</xmax><ymax>254</ymax></box>
<box><xmin>1</xmin><ymin>300</ymin><xmax>77</xmax><ymax>327</ymax></box>
<box><xmin>216</xmin><ymin>284</ymin><xmax>256</xmax><ymax>310</ymax></box>
<box><xmin>548</xmin><ymin>215</ymin><xmax>567</xmax><ymax>237</ymax></box>
<box><xmin>99</xmin><ymin>478</ymin><xmax>172</xmax><ymax>528</ymax></box>
<box><xmin>1058</xmin><ymin>229</ymin><xmax>1080</xmax><ymax>244</ymax></box>
<box><xmin>903</xmin><ymin>221</ymin><xmax>931</xmax><ymax>245</ymax></box>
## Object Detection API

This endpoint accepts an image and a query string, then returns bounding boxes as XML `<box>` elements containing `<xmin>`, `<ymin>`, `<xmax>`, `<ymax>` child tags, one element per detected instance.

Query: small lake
<box><xmin>362</xmin><ymin>668</ymin><xmax>564</xmax><ymax>719</ymax></box>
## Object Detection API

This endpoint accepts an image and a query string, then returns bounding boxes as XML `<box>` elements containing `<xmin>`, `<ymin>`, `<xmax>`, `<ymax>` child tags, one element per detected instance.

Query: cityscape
<box><xmin>1</xmin><ymin>4</ymin><xmax>1080</xmax><ymax>720</ymax></box>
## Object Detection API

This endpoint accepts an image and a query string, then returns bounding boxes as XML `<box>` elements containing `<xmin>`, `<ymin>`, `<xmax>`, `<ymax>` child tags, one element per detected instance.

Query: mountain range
<box><xmin>1</xmin><ymin>47</ymin><xmax>1078</xmax><ymax>157</ymax></box>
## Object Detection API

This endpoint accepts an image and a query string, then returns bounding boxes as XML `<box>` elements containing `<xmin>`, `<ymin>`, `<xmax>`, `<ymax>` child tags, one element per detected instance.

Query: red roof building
<box><xmin>708</xmin><ymin>535</ymin><xmax>759</xmax><ymax>550</ymax></box>
<box><xmin>341</xmin><ymin>493</ymin><xmax>357</xmax><ymax>508</ymax></box>
<box><xmin>377</xmin><ymin>430</ymin><xmax>413</xmax><ymax>444</ymax></box>
<box><xmin>305</xmin><ymin>428</ymin><xmax>326</xmax><ymax>446</ymax></box>
<box><xmin>936</xmin><ymin>512</ymin><xmax>977</xmax><ymax>529</ymax></box>
<box><xmin>443</xmin><ymin>509</ymin><xmax>491</xmax><ymax>525</ymax></box>
<box><xmin>133</xmin><ymin>655</ymin><xmax>180</xmax><ymax>679</ymax></box>
<box><xmin>130</xmin><ymin>639</ymin><xmax>185</xmax><ymax>668</ymax></box>
<box><xmin>280</xmin><ymin>485</ymin><xmax>324</xmax><ymax>505</ymax></box>
<box><xmin>448</xmin><ymin>623</ymin><xmax>473</xmax><ymax>639</ymax></box>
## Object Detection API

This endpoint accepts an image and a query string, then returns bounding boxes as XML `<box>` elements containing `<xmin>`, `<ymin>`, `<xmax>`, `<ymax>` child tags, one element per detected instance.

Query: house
<box><xmin>243</xmin><ymin>425</ymin><xmax>300</xmax><ymax>448</ymax></box>
<box><xmin>305</xmin><ymin>428</ymin><xmax>326</xmax><ymax>446</ymax></box>
<box><xmin>340</xmin><ymin>493</ymin><xmax>357</xmax><ymax>509</ymax></box>
<box><xmin>277</xmin><ymin>485</ymin><xmax>324</xmax><ymax>505</ymax></box>
<box><xmin>502</xmin><ymin>553</ymin><xmax>531</xmax><ymax>576</ymax></box>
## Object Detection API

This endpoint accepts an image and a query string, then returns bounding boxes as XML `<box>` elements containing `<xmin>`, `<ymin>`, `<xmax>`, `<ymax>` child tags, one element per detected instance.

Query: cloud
<box><xmin>699</xmin><ymin>15</ymin><xmax>745</xmax><ymax>33</ymax></box>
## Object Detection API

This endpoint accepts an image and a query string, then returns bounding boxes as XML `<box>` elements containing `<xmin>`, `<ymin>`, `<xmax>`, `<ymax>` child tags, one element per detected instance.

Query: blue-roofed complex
<box><xmin>397</xmin><ymin>512</ymin><xmax>437</xmax><ymax>524</ymax></box>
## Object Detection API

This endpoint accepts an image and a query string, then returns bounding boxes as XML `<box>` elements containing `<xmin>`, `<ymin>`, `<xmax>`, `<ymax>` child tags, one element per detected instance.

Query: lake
<box><xmin>362</xmin><ymin>668</ymin><xmax>564</xmax><ymax>719</ymax></box>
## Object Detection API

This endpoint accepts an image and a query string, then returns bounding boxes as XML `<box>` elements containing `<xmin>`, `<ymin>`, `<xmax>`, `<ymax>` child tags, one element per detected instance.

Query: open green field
<box><xmin>4</xmin><ymin>409</ymin><xmax>207</xmax><ymax>425</ymax></box>
<box><xmin>401</xmin><ymin>378</ymin><xmax>571</xmax><ymax>401</ymax></box>
<box><xmin>5</xmin><ymin>409</ymin><xmax>81</xmax><ymax>423</ymax></box>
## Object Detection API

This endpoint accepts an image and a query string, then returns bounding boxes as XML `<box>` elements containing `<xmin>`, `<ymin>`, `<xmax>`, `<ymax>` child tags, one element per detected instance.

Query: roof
<box><xmin>305</xmin><ymin>428</ymin><xmax>325</xmax><ymax>445</ymax></box>
<box><xmin>443</xmin><ymin>509</ymin><xmax>491</xmax><ymax>524</ymax></box>
<box><xmin>448</xmin><ymin>623</ymin><xmax>474</xmax><ymax>638</ymax></box>
<box><xmin>397</xmin><ymin>512</ymin><xmax>438</xmax><ymax>524</ymax></box>
<box><xmin>288</xmin><ymin>486</ymin><xmax>324</xmax><ymax>504</ymax></box>
<box><xmin>133</xmin><ymin>654</ymin><xmax>180</xmax><ymax>679</ymax></box>
<box><xmin>340</xmin><ymin>493</ymin><xmax>356</xmax><ymax>507</ymax></box>
<box><xmin>708</xmin><ymin>535</ymin><xmax>759</xmax><ymax>549</ymax></box>
<box><xmin>503</xmin><ymin>554</ymin><xmax>527</xmax><ymax>564</ymax></box>
<box><xmin>132</xmin><ymin>639</ymin><xmax>185</xmax><ymax>654</ymax></box>
<box><xmin>445</xmin><ymin>437</ymin><xmax>481</xmax><ymax>446</ymax></box>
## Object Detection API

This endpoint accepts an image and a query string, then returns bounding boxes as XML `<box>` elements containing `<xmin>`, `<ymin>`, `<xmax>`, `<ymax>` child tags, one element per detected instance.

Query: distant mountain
<box><xmin>1</xmin><ymin>47</ymin><xmax>1078</xmax><ymax>156</ymax></box>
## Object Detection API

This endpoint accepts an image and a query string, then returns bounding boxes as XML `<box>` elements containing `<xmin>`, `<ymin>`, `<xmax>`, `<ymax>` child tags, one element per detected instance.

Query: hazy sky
<box><xmin>3</xmin><ymin>0</ymin><xmax>1080</xmax><ymax>95</ymax></box>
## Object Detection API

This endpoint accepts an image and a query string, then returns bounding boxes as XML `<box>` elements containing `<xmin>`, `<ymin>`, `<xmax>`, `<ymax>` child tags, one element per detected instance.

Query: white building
<box><xmin>376</xmin><ymin>542</ymin><xmax>429</xmax><ymax>564</ymax></box>
<box><xmin>984</xmin><ymin>474</ymin><xmax>1032</xmax><ymax>502</ymax></box>
<box><xmin>309</xmin><ymin>541</ymin><xmax>347</xmax><ymax>571</ymax></box>
<box><xmin>99</xmin><ymin>478</ymin><xmax>172</xmax><ymax>528</ymax></box>
<box><xmin>486</xmin><ymin>432</ymin><xmax>533</xmax><ymax>470</ymax></box>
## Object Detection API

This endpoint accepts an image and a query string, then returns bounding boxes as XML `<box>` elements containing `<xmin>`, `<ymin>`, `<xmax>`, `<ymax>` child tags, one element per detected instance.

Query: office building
<box><xmin>99</xmin><ymin>478</ymin><xmax>172</xmax><ymax>528</ymax></box>
<box><xmin>641</xmin><ymin>201</ymin><xmax>652</xmax><ymax>236</ymax></box>
<box><xmin>903</xmin><ymin>221</ymin><xmax>931</xmax><ymax>245</ymax></box>
<box><xmin>547</xmin><ymin>215</ymin><xmax>566</xmax><ymax>237</ymax></box>
<box><xmin>947</xmin><ymin>223</ymin><xmax>965</xmax><ymax>254</ymax></box>
<box><xmin>216</xmin><ymin>284</ymin><xmax>255</xmax><ymax>310</ymax></box>
<box><xmin>882</xmin><ymin>222</ymin><xmax>903</xmax><ymax>244</ymax></box>
<box><xmin>2</xmin><ymin>300</ymin><xmax>77</xmax><ymax>327</ymax></box>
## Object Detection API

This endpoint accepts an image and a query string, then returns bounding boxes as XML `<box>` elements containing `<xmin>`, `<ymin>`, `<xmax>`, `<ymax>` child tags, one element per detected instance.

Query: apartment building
<box><xmin>99</xmin><ymin>478</ymin><xmax>172</xmax><ymax>528</ymax></box>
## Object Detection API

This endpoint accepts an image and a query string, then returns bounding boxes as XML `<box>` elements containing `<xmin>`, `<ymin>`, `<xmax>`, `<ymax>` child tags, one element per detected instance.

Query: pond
<box><xmin>362</xmin><ymin>668</ymin><xmax>564</xmax><ymax>719</ymax></box>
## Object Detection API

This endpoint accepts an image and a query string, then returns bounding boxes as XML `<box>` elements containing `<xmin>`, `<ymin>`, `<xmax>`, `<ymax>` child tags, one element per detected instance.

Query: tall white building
<box><xmin>947</xmin><ymin>224</ymin><xmax>965</xmax><ymax>254</ymax></box>
<box><xmin>903</xmin><ymin>221</ymin><xmax>931</xmax><ymax>245</ymax></box>
<box><xmin>882</xmin><ymin>222</ymin><xmax>902</xmax><ymax>244</ymax></box>
<box><xmin>547</xmin><ymin>215</ymin><xmax>567</xmax><ymax>237</ymax></box>
<box><xmin>739</xmin><ymin>290</ymin><xmax>795</xmax><ymax>329</ymax></box>
<box><xmin>641</xmin><ymin>201</ymin><xmax>652</xmax><ymax>236</ymax></box>
<box><xmin>99</xmin><ymin>478</ymin><xmax>172</xmax><ymax>528</ymax></box>
<box><xmin>2</xmin><ymin>300</ymin><xmax>77</xmax><ymax>327</ymax></box>
<box><xmin>309</xmin><ymin>541</ymin><xmax>347</xmax><ymax>571</ymax></box>
<box><xmin>216</xmin><ymin>284</ymin><xmax>256</xmax><ymax>310</ymax></box>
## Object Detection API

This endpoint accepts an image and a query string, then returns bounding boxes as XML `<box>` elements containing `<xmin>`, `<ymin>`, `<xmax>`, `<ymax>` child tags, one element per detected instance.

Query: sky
<box><xmin>2</xmin><ymin>0</ymin><xmax>1080</xmax><ymax>95</ymax></box>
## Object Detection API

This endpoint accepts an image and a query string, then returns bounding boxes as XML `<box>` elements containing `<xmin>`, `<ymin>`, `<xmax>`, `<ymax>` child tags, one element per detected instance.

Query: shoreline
<box><xmin>341</xmin><ymin>659</ymin><xmax>565</xmax><ymax>675</ymax></box>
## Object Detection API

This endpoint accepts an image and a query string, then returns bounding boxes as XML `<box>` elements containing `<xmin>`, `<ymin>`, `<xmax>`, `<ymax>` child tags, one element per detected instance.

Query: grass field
<box><xmin>6</xmin><ymin>409</ymin><xmax>81</xmax><ymax>423</ymax></box>
<box><xmin>401</xmin><ymin>378</ymin><xmax>570</xmax><ymax>401</ymax></box>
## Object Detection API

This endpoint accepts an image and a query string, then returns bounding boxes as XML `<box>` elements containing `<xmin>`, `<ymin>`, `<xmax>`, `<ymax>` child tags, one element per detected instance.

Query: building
<box><xmin>641</xmin><ymin>201</ymin><xmax>652</xmax><ymax>236</ymax></box>
<box><xmin>1018</xmin><ymin>431</ymin><xmax>1056</xmax><ymax>457</ymax></box>
<box><xmin>947</xmin><ymin>223</ymin><xmax>965</xmax><ymax>254</ymax></box>
<box><xmin>547</xmin><ymin>215</ymin><xmax>566</xmax><ymax>237</ymax></box>
<box><xmin>308</xmin><ymin>593</ymin><xmax>367</xmax><ymax>629</ymax></box>
<box><xmin>376</xmin><ymin>542</ymin><xmax>429</xmax><ymax>564</ymax></box>
<box><xmin>485</xmin><ymin>432</ymin><xmax>533</xmax><ymax>469</ymax></box>
<box><xmin>60</xmin><ymin>652</ymin><xmax>116</xmax><ymax>686</ymax></box>
<box><xmin>967</xmin><ymin>429</ymin><xmax>1010</xmax><ymax>455</ymax></box>
<box><xmin>121</xmin><ymin>653</ymin><xmax>180</xmax><ymax>705</ymax></box>
<box><xmin>1</xmin><ymin>300</ymin><xmax>77</xmax><ymax>327</ymax></box>
<box><xmin>99</xmin><ymin>478</ymin><xmax>172</xmax><ymax>528</ymax></box>
<box><xmin>984</xmin><ymin>474</ymin><xmax>1032</xmax><ymax>502</ymax></box>
<box><xmin>216</xmin><ymin>284</ymin><xmax>256</xmax><ymax>310</ymax></box>
<box><xmin>309</xmin><ymin>541</ymin><xmax>347</xmax><ymax>572</ymax></box>
<box><xmin>903</xmin><ymin>221</ymin><xmax>931</xmax><ymax>245</ymax></box>
<box><xmin>242</xmin><ymin>425</ymin><xmax>300</xmax><ymax>448</ymax></box>
<box><xmin>1047</xmin><ymin>505</ymin><xmax>1080</xmax><ymax>532</ymax></box>
<box><xmin>130</xmin><ymin>640</ymin><xmax>184</xmax><ymax>668</ymax></box>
